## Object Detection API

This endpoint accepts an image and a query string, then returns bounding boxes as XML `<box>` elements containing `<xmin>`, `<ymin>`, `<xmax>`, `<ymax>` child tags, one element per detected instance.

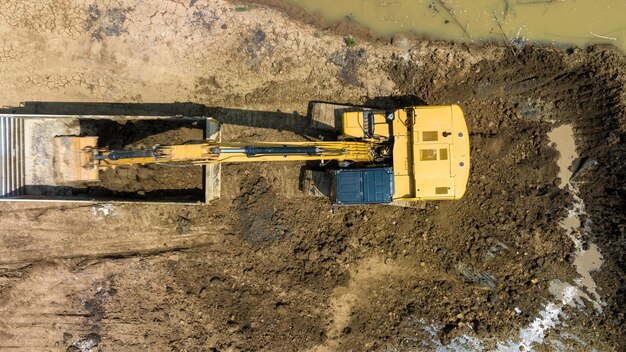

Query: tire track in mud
<box><xmin>0</xmin><ymin>204</ymin><xmax>226</xmax><ymax>265</ymax></box>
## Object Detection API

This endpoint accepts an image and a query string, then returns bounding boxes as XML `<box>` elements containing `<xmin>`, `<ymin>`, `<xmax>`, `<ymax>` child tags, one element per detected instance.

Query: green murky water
<box><xmin>289</xmin><ymin>0</ymin><xmax>626</xmax><ymax>52</ymax></box>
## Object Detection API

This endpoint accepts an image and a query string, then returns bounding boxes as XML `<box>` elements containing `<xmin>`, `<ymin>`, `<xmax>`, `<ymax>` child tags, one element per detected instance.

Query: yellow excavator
<box><xmin>53</xmin><ymin>104</ymin><xmax>470</xmax><ymax>205</ymax></box>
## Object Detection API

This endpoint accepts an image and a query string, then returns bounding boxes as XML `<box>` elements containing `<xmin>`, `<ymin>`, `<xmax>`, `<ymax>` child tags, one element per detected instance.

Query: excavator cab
<box><xmin>341</xmin><ymin>109</ymin><xmax>392</xmax><ymax>140</ymax></box>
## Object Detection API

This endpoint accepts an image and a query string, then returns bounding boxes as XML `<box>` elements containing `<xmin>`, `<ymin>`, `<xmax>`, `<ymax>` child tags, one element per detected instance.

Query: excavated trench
<box><xmin>80</xmin><ymin>119</ymin><xmax>205</xmax><ymax>201</ymax></box>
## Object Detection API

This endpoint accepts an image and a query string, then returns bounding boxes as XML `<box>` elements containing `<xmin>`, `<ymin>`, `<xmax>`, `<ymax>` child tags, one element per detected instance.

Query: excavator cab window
<box><xmin>341</xmin><ymin>110</ymin><xmax>392</xmax><ymax>140</ymax></box>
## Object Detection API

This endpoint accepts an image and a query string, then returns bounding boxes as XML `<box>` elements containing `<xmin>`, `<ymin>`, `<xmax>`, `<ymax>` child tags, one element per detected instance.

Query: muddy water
<box><xmin>548</xmin><ymin>124</ymin><xmax>604</xmax><ymax>312</ymax></box>
<box><xmin>290</xmin><ymin>0</ymin><xmax>626</xmax><ymax>52</ymax></box>
<box><xmin>548</xmin><ymin>124</ymin><xmax>577</xmax><ymax>188</ymax></box>
<box><xmin>499</xmin><ymin>124</ymin><xmax>609</xmax><ymax>350</ymax></box>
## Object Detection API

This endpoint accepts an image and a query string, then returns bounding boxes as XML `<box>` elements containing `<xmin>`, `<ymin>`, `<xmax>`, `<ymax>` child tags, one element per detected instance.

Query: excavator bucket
<box><xmin>52</xmin><ymin>136</ymin><xmax>100</xmax><ymax>183</ymax></box>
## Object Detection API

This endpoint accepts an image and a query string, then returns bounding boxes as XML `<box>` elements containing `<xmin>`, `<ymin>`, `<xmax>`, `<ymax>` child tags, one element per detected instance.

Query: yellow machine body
<box><xmin>389</xmin><ymin>104</ymin><xmax>470</xmax><ymax>201</ymax></box>
<box><xmin>338</xmin><ymin>104</ymin><xmax>470</xmax><ymax>200</ymax></box>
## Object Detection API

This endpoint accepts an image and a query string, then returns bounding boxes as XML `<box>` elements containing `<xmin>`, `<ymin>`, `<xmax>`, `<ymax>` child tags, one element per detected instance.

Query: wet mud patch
<box><xmin>235</xmin><ymin>176</ymin><xmax>285</xmax><ymax>244</ymax></box>
<box><xmin>63</xmin><ymin>277</ymin><xmax>116</xmax><ymax>351</ymax></box>
<box><xmin>330</xmin><ymin>47</ymin><xmax>367</xmax><ymax>87</ymax></box>
<box><xmin>85</xmin><ymin>5</ymin><xmax>133</xmax><ymax>41</ymax></box>
<box><xmin>564</xmin><ymin>48</ymin><xmax>626</xmax><ymax>347</ymax></box>
<box><xmin>242</xmin><ymin>28</ymin><xmax>274</xmax><ymax>70</ymax></box>
<box><xmin>188</xmin><ymin>9</ymin><xmax>219</xmax><ymax>31</ymax></box>
<box><xmin>66</xmin><ymin>333</ymin><xmax>101</xmax><ymax>352</ymax></box>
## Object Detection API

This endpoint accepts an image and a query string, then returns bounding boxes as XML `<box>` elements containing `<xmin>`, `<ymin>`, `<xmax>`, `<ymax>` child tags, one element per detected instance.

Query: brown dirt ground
<box><xmin>0</xmin><ymin>0</ymin><xmax>624</xmax><ymax>351</ymax></box>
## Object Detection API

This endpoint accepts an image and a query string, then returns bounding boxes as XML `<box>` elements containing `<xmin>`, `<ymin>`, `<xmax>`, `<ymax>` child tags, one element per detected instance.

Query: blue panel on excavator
<box><xmin>334</xmin><ymin>167</ymin><xmax>394</xmax><ymax>205</ymax></box>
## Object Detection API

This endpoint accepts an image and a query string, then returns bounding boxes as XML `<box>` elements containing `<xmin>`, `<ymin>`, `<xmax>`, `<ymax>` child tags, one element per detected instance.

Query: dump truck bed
<box><xmin>0</xmin><ymin>116</ymin><xmax>25</xmax><ymax>197</ymax></box>
<box><xmin>0</xmin><ymin>114</ymin><xmax>220</xmax><ymax>204</ymax></box>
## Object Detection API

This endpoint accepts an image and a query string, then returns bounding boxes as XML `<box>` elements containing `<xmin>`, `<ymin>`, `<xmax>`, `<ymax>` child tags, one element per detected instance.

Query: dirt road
<box><xmin>0</xmin><ymin>0</ymin><xmax>624</xmax><ymax>351</ymax></box>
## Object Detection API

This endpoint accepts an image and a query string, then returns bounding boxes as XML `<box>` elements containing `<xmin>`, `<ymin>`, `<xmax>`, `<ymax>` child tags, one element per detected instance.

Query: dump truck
<box><xmin>0</xmin><ymin>103</ymin><xmax>470</xmax><ymax>205</ymax></box>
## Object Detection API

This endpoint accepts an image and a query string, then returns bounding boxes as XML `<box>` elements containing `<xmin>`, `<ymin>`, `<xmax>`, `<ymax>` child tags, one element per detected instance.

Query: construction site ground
<box><xmin>0</xmin><ymin>0</ymin><xmax>624</xmax><ymax>351</ymax></box>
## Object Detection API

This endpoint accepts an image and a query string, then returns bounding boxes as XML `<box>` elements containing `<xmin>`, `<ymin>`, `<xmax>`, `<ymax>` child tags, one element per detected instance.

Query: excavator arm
<box><xmin>53</xmin><ymin>137</ymin><xmax>377</xmax><ymax>183</ymax></box>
